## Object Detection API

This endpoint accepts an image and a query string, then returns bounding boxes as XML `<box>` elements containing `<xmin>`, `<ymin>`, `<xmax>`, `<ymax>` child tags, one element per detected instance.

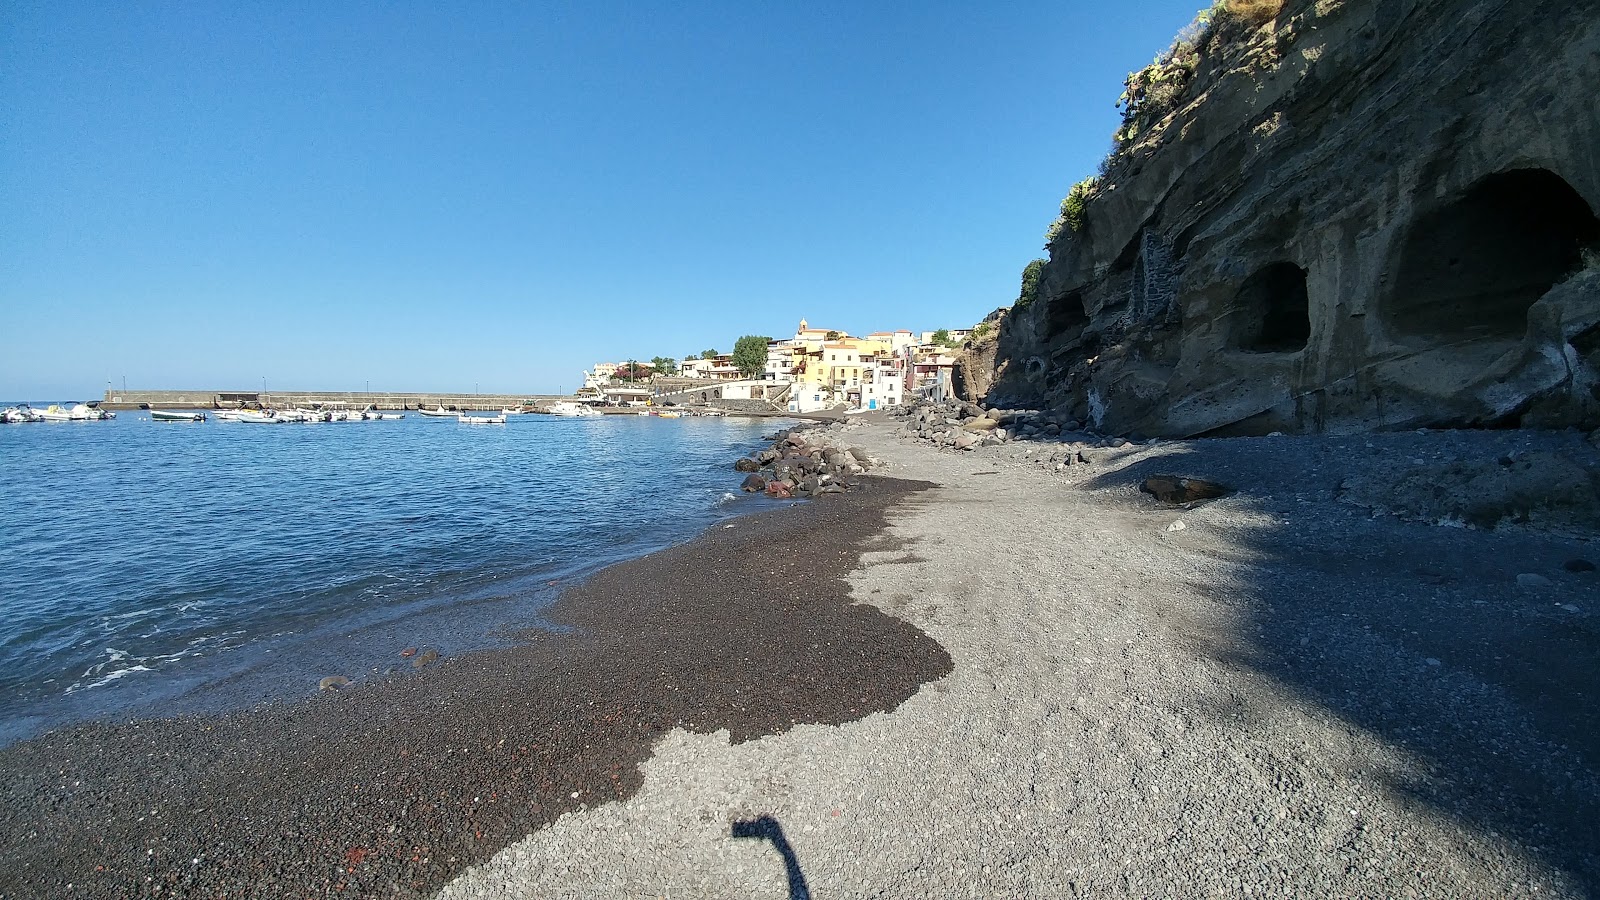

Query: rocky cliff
<box><xmin>981</xmin><ymin>0</ymin><xmax>1600</xmax><ymax>436</ymax></box>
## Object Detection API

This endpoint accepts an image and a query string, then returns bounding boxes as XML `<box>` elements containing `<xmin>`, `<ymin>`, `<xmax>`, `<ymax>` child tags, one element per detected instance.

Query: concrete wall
<box><xmin>102</xmin><ymin>390</ymin><xmax>567</xmax><ymax>411</ymax></box>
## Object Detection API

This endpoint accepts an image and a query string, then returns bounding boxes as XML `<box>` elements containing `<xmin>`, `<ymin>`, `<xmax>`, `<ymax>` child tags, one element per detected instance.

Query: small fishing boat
<box><xmin>548</xmin><ymin>401</ymin><xmax>600</xmax><ymax>417</ymax></box>
<box><xmin>151</xmin><ymin>410</ymin><xmax>206</xmax><ymax>422</ymax></box>
<box><xmin>458</xmin><ymin>413</ymin><xmax>506</xmax><ymax>425</ymax></box>
<box><xmin>1</xmin><ymin>405</ymin><xmax>39</xmax><ymax>423</ymax></box>
<box><xmin>417</xmin><ymin>405</ymin><xmax>455</xmax><ymax>417</ymax></box>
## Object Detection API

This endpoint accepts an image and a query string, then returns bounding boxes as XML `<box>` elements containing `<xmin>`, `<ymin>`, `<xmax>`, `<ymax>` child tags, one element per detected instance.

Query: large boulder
<box><xmin>733</xmin><ymin>457</ymin><xmax>761</xmax><ymax>473</ymax></box>
<box><xmin>1140</xmin><ymin>476</ymin><xmax>1231</xmax><ymax>504</ymax></box>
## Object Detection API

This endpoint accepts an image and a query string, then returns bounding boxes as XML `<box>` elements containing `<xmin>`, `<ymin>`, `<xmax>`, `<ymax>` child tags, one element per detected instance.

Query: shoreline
<box><xmin>442</xmin><ymin>416</ymin><xmax>1600</xmax><ymax>898</ymax></box>
<box><xmin>0</xmin><ymin>470</ymin><xmax>950</xmax><ymax>898</ymax></box>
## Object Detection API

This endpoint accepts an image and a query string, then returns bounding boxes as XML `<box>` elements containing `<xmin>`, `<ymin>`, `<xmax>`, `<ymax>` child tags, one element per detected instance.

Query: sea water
<box><xmin>0</xmin><ymin>410</ymin><xmax>779</xmax><ymax>744</ymax></box>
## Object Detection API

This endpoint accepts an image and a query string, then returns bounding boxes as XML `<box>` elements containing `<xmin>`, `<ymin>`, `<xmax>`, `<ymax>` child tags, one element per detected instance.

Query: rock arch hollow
<box><xmin>1233</xmin><ymin>262</ymin><xmax>1311</xmax><ymax>353</ymax></box>
<box><xmin>1046</xmin><ymin>291</ymin><xmax>1088</xmax><ymax>343</ymax></box>
<box><xmin>1386</xmin><ymin>169</ymin><xmax>1599</xmax><ymax>341</ymax></box>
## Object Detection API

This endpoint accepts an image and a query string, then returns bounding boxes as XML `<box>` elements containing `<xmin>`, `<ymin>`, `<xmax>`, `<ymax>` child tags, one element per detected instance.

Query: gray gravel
<box><xmin>439</xmin><ymin>420</ymin><xmax>1600</xmax><ymax>898</ymax></box>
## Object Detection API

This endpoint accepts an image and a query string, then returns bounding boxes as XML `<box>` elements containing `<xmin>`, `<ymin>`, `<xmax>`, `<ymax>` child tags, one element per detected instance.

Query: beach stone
<box><xmin>411</xmin><ymin>648</ymin><xmax>440</xmax><ymax>669</ymax></box>
<box><xmin>1516</xmin><ymin>573</ymin><xmax>1554</xmax><ymax>589</ymax></box>
<box><xmin>756</xmin><ymin>449</ymin><xmax>780</xmax><ymax>465</ymax></box>
<box><xmin>963</xmin><ymin>417</ymin><xmax>999</xmax><ymax>432</ymax></box>
<box><xmin>733</xmin><ymin>457</ymin><xmax>760</xmax><ymax>473</ymax></box>
<box><xmin>400</xmin><ymin>647</ymin><xmax>418</xmax><ymax>658</ymax></box>
<box><xmin>1141</xmin><ymin>476</ymin><xmax>1231</xmax><ymax>504</ymax></box>
<box><xmin>764</xmin><ymin>480</ymin><xmax>792</xmax><ymax>498</ymax></box>
<box><xmin>1167</xmin><ymin>520</ymin><xmax>1187</xmax><ymax>532</ymax></box>
<box><xmin>318</xmin><ymin>675</ymin><xmax>351</xmax><ymax>691</ymax></box>
<box><xmin>848</xmin><ymin>447</ymin><xmax>870</xmax><ymax>463</ymax></box>
<box><xmin>740</xmin><ymin>474</ymin><xmax>766</xmax><ymax>492</ymax></box>
<box><xmin>954</xmin><ymin>432</ymin><xmax>979</xmax><ymax>451</ymax></box>
<box><xmin>1564</xmin><ymin>558</ymin><xmax>1597</xmax><ymax>572</ymax></box>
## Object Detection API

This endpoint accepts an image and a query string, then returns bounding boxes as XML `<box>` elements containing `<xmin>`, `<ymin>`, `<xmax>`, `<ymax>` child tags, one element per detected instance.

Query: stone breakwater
<box><xmin>730</xmin><ymin>423</ymin><xmax>884</xmax><ymax>499</ymax></box>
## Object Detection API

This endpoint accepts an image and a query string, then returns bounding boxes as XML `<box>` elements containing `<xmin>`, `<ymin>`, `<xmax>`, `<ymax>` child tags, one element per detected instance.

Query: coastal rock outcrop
<box><xmin>731</xmin><ymin>424</ymin><xmax>880</xmax><ymax>497</ymax></box>
<box><xmin>983</xmin><ymin>0</ymin><xmax>1600</xmax><ymax>437</ymax></box>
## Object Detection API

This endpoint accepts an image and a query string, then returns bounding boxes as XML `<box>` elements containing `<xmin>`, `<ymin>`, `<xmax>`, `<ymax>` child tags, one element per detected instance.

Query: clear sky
<box><xmin>3</xmin><ymin>1</ymin><xmax>1206</xmax><ymax>398</ymax></box>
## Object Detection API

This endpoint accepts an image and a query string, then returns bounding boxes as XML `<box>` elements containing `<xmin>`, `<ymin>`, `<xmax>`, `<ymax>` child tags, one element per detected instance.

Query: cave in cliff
<box><xmin>1046</xmin><ymin>290</ymin><xmax>1088</xmax><ymax>345</ymax></box>
<box><xmin>1233</xmin><ymin>262</ymin><xmax>1311</xmax><ymax>353</ymax></box>
<box><xmin>1386</xmin><ymin>169</ymin><xmax>1599</xmax><ymax>342</ymax></box>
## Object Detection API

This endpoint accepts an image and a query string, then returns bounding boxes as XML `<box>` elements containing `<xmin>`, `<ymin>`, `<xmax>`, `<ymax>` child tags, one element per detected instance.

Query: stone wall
<box><xmin>984</xmin><ymin>0</ymin><xmax>1600</xmax><ymax>437</ymax></box>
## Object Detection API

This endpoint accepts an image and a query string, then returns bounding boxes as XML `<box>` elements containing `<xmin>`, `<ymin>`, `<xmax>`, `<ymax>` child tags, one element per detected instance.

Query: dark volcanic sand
<box><xmin>0</xmin><ymin>478</ymin><xmax>950</xmax><ymax>899</ymax></box>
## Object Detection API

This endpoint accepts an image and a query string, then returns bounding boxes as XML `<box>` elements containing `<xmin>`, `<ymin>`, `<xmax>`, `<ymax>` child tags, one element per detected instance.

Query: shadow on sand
<box><xmin>1081</xmin><ymin>435</ymin><xmax>1600</xmax><ymax>891</ymax></box>
<box><xmin>734</xmin><ymin>815</ymin><xmax>812</xmax><ymax>900</ymax></box>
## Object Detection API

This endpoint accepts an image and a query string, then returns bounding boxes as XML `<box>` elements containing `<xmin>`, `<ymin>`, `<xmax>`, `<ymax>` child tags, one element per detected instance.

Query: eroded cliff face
<box><xmin>985</xmin><ymin>0</ymin><xmax>1600</xmax><ymax>436</ymax></box>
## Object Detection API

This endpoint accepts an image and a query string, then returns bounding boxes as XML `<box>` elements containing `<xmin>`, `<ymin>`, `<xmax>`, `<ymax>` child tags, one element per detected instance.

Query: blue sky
<box><xmin>3</xmin><ymin>1</ymin><xmax>1206</xmax><ymax>398</ymax></box>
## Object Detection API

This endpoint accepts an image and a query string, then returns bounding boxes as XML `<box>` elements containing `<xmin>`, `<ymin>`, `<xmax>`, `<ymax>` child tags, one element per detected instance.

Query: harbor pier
<box><xmin>100</xmin><ymin>389</ymin><xmax>566</xmax><ymax>411</ymax></box>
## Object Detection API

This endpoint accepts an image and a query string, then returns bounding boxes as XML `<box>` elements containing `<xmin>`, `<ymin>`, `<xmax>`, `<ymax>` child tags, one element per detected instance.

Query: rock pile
<box><xmin>890</xmin><ymin>399</ymin><xmax>1086</xmax><ymax>451</ymax></box>
<box><xmin>731</xmin><ymin>425</ymin><xmax>880</xmax><ymax>498</ymax></box>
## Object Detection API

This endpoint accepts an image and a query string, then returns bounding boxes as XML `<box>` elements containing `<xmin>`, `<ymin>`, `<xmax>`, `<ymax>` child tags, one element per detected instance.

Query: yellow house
<box><xmin>817</xmin><ymin>342</ymin><xmax>865</xmax><ymax>394</ymax></box>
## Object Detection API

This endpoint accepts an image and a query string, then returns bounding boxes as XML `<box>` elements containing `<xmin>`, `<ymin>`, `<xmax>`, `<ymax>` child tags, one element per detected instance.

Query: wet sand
<box><xmin>0</xmin><ymin>477</ymin><xmax>950</xmax><ymax>899</ymax></box>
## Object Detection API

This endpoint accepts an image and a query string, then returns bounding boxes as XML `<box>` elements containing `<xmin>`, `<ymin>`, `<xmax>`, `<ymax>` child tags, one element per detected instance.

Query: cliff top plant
<box><xmin>1015</xmin><ymin>258</ymin><xmax>1046</xmax><ymax>309</ymax></box>
<box><xmin>1114</xmin><ymin>0</ymin><xmax>1286</xmax><ymax>148</ymax></box>
<box><xmin>1044</xmin><ymin>178</ymin><xmax>1100</xmax><ymax>246</ymax></box>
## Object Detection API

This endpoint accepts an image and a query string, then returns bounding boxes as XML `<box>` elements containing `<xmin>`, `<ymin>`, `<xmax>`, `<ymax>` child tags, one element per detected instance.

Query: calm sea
<box><xmin>0</xmin><ymin>409</ymin><xmax>780</xmax><ymax>744</ymax></box>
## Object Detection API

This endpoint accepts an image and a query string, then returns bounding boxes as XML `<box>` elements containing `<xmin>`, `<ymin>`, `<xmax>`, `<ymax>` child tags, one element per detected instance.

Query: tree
<box><xmin>701</xmin><ymin>349</ymin><xmax>718</xmax><ymax>359</ymax></box>
<box><xmin>731</xmin><ymin>335</ymin><xmax>772</xmax><ymax>378</ymax></box>
<box><xmin>1017</xmin><ymin>258</ymin><xmax>1045</xmax><ymax>309</ymax></box>
<box><xmin>615</xmin><ymin>361</ymin><xmax>652</xmax><ymax>381</ymax></box>
<box><xmin>650</xmin><ymin>356</ymin><xmax>677</xmax><ymax>375</ymax></box>
<box><xmin>825</xmin><ymin>330</ymin><xmax>843</xmax><ymax>341</ymax></box>
<box><xmin>931</xmin><ymin>328</ymin><xmax>951</xmax><ymax>347</ymax></box>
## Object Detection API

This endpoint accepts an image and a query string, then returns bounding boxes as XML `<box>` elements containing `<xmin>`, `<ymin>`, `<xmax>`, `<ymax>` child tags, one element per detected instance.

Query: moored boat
<box><xmin>417</xmin><ymin>405</ymin><xmax>455</xmax><ymax>417</ymax></box>
<box><xmin>1</xmin><ymin>405</ymin><xmax>39</xmax><ymax>423</ymax></box>
<box><xmin>237</xmin><ymin>410</ymin><xmax>287</xmax><ymax>424</ymax></box>
<box><xmin>151</xmin><ymin>410</ymin><xmax>207</xmax><ymax>422</ymax></box>
<box><xmin>458</xmin><ymin>413</ymin><xmax>506</xmax><ymax>425</ymax></box>
<box><xmin>548</xmin><ymin>401</ymin><xmax>600</xmax><ymax>417</ymax></box>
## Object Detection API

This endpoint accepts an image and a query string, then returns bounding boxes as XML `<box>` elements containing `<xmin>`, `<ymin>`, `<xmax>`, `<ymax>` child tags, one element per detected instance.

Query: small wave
<box><xmin>714</xmin><ymin>492</ymin><xmax>739</xmax><ymax>506</ymax></box>
<box><xmin>65</xmin><ymin>664</ymin><xmax>152</xmax><ymax>693</ymax></box>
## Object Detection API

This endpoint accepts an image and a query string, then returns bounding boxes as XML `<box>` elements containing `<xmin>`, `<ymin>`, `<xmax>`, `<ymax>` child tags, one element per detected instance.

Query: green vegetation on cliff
<box><xmin>1015</xmin><ymin>258</ymin><xmax>1046</xmax><ymax>310</ymax></box>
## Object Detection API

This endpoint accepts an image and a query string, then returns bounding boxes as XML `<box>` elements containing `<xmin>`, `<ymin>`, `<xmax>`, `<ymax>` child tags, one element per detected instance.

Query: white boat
<box><xmin>377</xmin><ymin>413</ymin><xmax>405</xmax><ymax>420</ymax></box>
<box><xmin>501</xmin><ymin>407</ymin><xmax>532</xmax><ymax>416</ymax></box>
<box><xmin>36</xmin><ymin>405</ymin><xmax>75</xmax><ymax>421</ymax></box>
<box><xmin>1</xmin><ymin>405</ymin><xmax>39</xmax><ymax>423</ymax></box>
<box><xmin>417</xmin><ymin>405</ymin><xmax>455</xmax><ymax>417</ymax></box>
<box><xmin>237</xmin><ymin>410</ymin><xmax>287</xmax><ymax>424</ymax></box>
<box><xmin>458</xmin><ymin>413</ymin><xmax>506</xmax><ymax>425</ymax></box>
<box><xmin>548</xmin><ymin>401</ymin><xmax>600</xmax><ymax>417</ymax></box>
<box><xmin>151</xmin><ymin>410</ymin><xmax>206</xmax><ymax>422</ymax></box>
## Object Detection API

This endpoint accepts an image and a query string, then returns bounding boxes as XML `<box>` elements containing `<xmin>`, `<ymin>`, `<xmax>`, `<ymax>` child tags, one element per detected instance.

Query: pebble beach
<box><xmin>3</xmin><ymin>415</ymin><xmax>1598</xmax><ymax>898</ymax></box>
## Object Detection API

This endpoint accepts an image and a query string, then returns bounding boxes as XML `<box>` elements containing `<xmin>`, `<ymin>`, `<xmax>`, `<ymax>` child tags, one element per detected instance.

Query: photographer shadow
<box><xmin>732</xmin><ymin>815</ymin><xmax>811</xmax><ymax>900</ymax></box>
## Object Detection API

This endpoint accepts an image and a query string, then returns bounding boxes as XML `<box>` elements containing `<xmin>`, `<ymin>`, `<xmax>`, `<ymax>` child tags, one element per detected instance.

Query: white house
<box><xmin>582</xmin><ymin>363</ymin><xmax>619</xmax><ymax>389</ymax></box>
<box><xmin>786</xmin><ymin>378</ymin><xmax>837</xmax><ymax>414</ymax></box>
<box><xmin>764</xmin><ymin>339</ymin><xmax>798</xmax><ymax>382</ymax></box>
<box><xmin>861</xmin><ymin>357</ymin><xmax>905</xmax><ymax>410</ymax></box>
